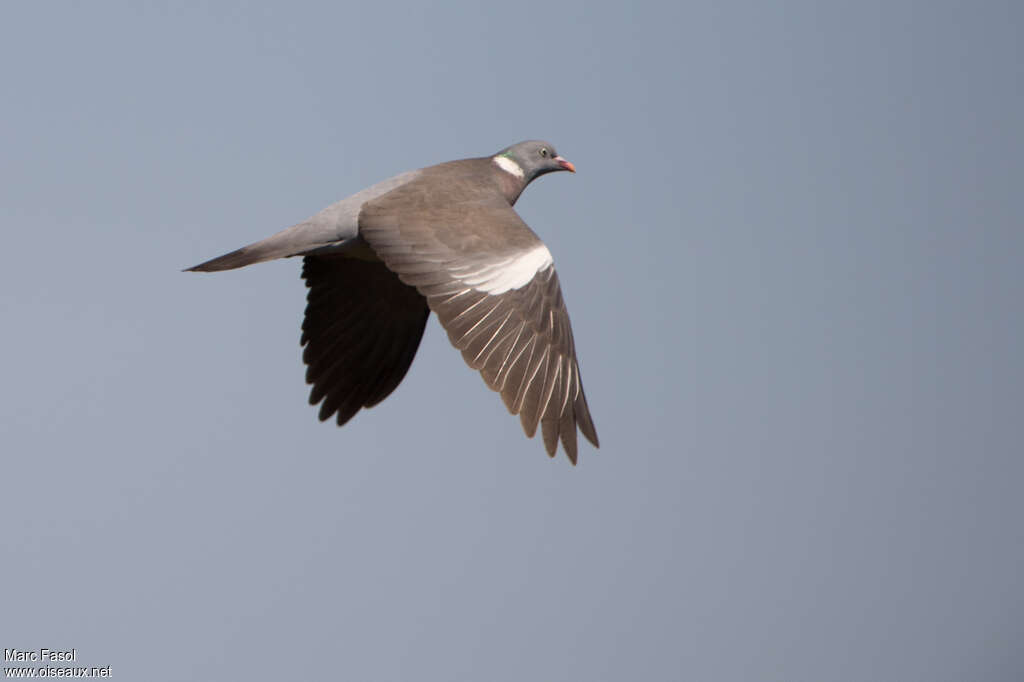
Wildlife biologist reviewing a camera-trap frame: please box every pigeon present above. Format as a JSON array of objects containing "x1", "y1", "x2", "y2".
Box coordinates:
[{"x1": 187, "y1": 140, "x2": 598, "y2": 463}]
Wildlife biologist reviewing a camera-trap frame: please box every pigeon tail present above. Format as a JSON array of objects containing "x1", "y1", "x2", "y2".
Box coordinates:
[
  {"x1": 186, "y1": 244, "x2": 275, "y2": 272},
  {"x1": 185, "y1": 169, "x2": 421, "y2": 272},
  {"x1": 186, "y1": 222, "x2": 349, "y2": 272}
]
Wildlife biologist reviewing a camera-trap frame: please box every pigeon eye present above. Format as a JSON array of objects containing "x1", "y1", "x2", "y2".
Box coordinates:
[{"x1": 540, "y1": 148, "x2": 549, "y2": 158}]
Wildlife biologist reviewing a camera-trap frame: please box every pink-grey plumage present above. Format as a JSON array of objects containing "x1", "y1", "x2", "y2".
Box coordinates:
[{"x1": 187, "y1": 141, "x2": 598, "y2": 463}]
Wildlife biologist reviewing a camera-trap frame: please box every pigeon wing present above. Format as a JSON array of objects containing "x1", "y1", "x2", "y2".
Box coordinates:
[{"x1": 358, "y1": 172, "x2": 598, "y2": 463}]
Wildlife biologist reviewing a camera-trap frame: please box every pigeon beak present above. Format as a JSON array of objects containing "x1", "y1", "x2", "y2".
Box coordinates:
[{"x1": 554, "y1": 156, "x2": 576, "y2": 173}]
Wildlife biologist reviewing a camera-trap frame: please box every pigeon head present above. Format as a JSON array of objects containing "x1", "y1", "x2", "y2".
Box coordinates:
[{"x1": 493, "y1": 140, "x2": 575, "y2": 184}]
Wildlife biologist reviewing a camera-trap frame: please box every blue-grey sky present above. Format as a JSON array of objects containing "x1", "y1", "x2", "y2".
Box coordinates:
[{"x1": 2, "y1": 2, "x2": 1022, "y2": 681}]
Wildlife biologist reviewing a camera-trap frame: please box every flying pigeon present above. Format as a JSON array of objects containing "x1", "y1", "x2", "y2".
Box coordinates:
[{"x1": 187, "y1": 140, "x2": 598, "y2": 463}]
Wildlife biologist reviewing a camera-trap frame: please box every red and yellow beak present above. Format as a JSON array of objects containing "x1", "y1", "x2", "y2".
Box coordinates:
[{"x1": 554, "y1": 156, "x2": 576, "y2": 173}]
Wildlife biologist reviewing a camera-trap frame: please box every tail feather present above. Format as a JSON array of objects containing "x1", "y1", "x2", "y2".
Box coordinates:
[
  {"x1": 185, "y1": 169, "x2": 417, "y2": 273},
  {"x1": 185, "y1": 221, "x2": 353, "y2": 272},
  {"x1": 186, "y1": 245, "x2": 274, "y2": 272}
]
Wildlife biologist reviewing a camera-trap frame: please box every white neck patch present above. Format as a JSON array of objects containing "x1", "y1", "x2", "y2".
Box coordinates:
[{"x1": 493, "y1": 155, "x2": 525, "y2": 179}]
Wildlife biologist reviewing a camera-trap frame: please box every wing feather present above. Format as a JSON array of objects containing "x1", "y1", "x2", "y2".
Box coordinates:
[
  {"x1": 358, "y1": 162, "x2": 598, "y2": 462},
  {"x1": 301, "y1": 255, "x2": 429, "y2": 426}
]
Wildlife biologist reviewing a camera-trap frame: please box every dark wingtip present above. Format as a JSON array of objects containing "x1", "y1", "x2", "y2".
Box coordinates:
[
  {"x1": 561, "y1": 432, "x2": 578, "y2": 465},
  {"x1": 575, "y1": 395, "x2": 600, "y2": 449}
]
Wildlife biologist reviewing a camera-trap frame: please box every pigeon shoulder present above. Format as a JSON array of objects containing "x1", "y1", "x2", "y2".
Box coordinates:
[{"x1": 364, "y1": 157, "x2": 510, "y2": 211}]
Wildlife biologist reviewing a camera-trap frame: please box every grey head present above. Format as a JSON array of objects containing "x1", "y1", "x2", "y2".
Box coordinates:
[{"x1": 494, "y1": 140, "x2": 576, "y2": 185}]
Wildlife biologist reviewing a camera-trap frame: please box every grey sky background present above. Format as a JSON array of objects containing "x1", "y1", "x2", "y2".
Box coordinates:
[{"x1": 2, "y1": 2, "x2": 1022, "y2": 681}]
